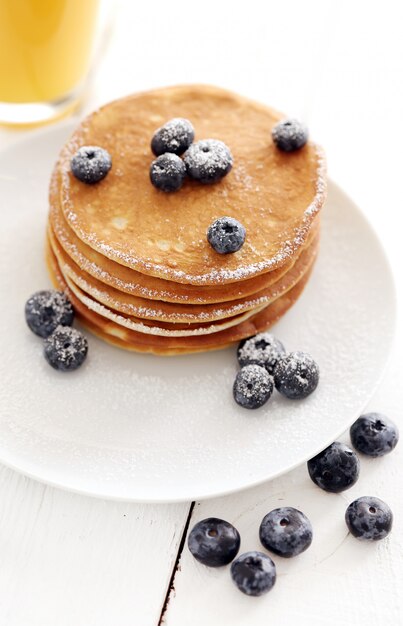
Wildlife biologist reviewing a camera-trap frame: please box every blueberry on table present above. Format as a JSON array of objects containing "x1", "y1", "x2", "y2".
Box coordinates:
[
  {"x1": 350, "y1": 412, "x2": 399, "y2": 457},
  {"x1": 150, "y1": 153, "x2": 186, "y2": 192},
  {"x1": 44, "y1": 325, "x2": 88, "y2": 372},
  {"x1": 272, "y1": 119, "x2": 308, "y2": 152},
  {"x1": 151, "y1": 118, "x2": 195, "y2": 156},
  {"x1": 345, "y1": 496, "x2": 393, "y2": 541},
  {"x1": 184, "y1": 139, "x2": 233, "y2": 184},
  {"x1": 230, "y1": 551, "x2": 276, "y2": 596},
  {"x1": 233, "y1": 364, "x2": 274, "y2": 410},
  {"x1": 187, "y1": 518, "x2": 240, "y2": 567},
  {"x1": 70, "y1": 146, "x2": 112, "y2": 184},
  {"x1": 259, "y1": 507, "x2": 313, "y2": 558},
  {"x1": 274, "y1": 351, "x2": 319, "y2": 399},
  {"x1": 307, "y1": 442, "x2": 360, "y2": 493},
  {"x1": 237, "y1": 333, "x2": 285, "y2": 374},
  {"x1": 25, "y1": 290, "x2": 74, "y2": 338},
  {"x1": 207, "y1": 216, "x2": 246, "y2": 254}
]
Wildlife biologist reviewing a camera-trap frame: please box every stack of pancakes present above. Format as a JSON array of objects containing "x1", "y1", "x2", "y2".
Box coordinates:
[{"x1": 46, "y1": 85, "x2": 326, "y2": 355}]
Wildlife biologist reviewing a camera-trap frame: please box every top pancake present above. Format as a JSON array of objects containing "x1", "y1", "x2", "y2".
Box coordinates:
[{"x1": 58, "y1": 84, "x2": 326, "y2": 285}]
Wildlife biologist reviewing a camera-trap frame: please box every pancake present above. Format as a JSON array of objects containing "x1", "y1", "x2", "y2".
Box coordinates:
[
  {"x1": 49, "y1": 171, "x2": 319, "y2": 303},
  {"x1": 46, "y1": 243, "x2": 313, "y2": 355},
  {"x1": 63, "y1": 274, "x2": 268, "y2": 337},
  {"x1": 48, "y1": 224, "x2": 319, "y2": 323},
  {"x1": 57, "y1": 84, "x2": 326, "y2": 285}
]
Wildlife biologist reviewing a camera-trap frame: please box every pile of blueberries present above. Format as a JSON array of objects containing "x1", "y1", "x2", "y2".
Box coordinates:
[
  {"x1": 188, "y1": 412, "x2": 398, "y2": 597},
  {"x1": 233, "y1": 332, "x2": 319, "y2": 409},
  {"x1": 149, "y1": 118, "x2": 233, "y2": 192},
  {"x1": 25, "y1": 290, "x2": 88, "y2": 372}
]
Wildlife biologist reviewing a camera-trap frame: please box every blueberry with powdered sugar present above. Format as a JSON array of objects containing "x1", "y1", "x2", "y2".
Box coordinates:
[
  {"x1": 272, "y1": 119, "x2": 308, "y2": 152},
  {"x1": 188, "y1": 518, "x2": 240, "y2": 567},
  {"x1": 184, "y1": 139, "x2": 233, "y2": 184},
  {"x1": 25, "y1": 290, "x2": 74, "y2": 338},
  {"x1": 150, "y1": 153, "x2": 186, "y2": 192},
  {"x1": 273, "y1": 351, "x2": 319, "y2": 399},
  {"x1": 259, "y1": 507, "x2": 313, "y2": 558},
  {"x1": 350, "y1": 412, "x2": 399, "y2": 457},
  {"x1": 231, "y1": 551, "x2": 276, "y2": 596},
  {"x1": 237, "y1": 333, "x2": 285, "y2": 374},
  {"x1": 151, "y1": 118, "x2": 194, "y2": 156},
  {"x1": 307, "y1": 442, "x2": 360, "y2": 493},
  {"x1": 233, "y1": 364, "x2": 274, "y2": 409},
  {"x1": 70, "y1": 146, "x2": 112, "y2": 184},
  {"x1": 345, "y1": 497, "x2": 393, "y2": 541},
  {"x1": 207, "y1": 216, "x2": 246, "y2": 254},
  {"x1": 44, "y1": 325, "x2": 88, "y2": 372}
]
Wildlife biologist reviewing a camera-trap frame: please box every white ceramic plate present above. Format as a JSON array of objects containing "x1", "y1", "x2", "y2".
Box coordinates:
[{"x1": 0, "y1": 123, "x2": 396, "y2": 502}]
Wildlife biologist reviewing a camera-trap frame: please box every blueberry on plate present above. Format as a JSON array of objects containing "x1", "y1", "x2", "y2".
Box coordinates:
[
  {"x1": 25, "y1": 290, "x2": 74, "y2": 338},
  {"x1": 70, "y1": 146, "x2": 112, "y2": 184},
  {"x1": 44, "y1": 325, "x2": 88, "y2": 372},
  {"x1": 274, "y1": 351, "x2": 319, "y2": 399},
  {"x1": 345, "y1": 496, "x2": 393, "y2": 541},
  {"x1": 237, "y1": 333, "x2": 285, "y2": 374},
  {"x1": 259, "y1": 507, "x2": 313, "y2": 558},
  {"x1": 187, "y1": 518, "x2": 240, "y2": 567},
  {"x1": 151, "y1": 118, "x2": 195, "y2": 156},
  {"x1": 233, "y1": 364, "x2": 274, "y2": 410},
  {"x1": 150, "y1": 153, "x2": 186, "y2": 192},
  {"x1": 207, "y1": 216, "x2": 246, "y2": 254},
  {"x1": 184, "y1": 139, "x2": 233, "y2": 184},
  {"x1": 230, "y1": 551, "x2": 276, "y2": 596},
  {"x1": 350, "y1": 412, "x2": 399, "y2": 457},
  {"x1": 272, "y1": 119, "x2": 308, "y2": 152},
  {"x1": 307, "y1": 441, "x2": 360, "y2": 493}
]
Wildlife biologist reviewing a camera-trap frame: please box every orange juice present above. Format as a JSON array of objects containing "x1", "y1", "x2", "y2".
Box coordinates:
[{"x1": 0, "y1": 0, "x2": 99, "y2": 103}]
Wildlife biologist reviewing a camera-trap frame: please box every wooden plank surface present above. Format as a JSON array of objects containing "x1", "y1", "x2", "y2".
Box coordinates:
[{"x1": 0, "y1": 470, "x2": 189, "y2": 626}]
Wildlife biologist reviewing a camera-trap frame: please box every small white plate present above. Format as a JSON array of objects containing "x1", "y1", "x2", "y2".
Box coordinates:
[{"x1": 0, "y1": 123, "x2": 396, "y2": 502}]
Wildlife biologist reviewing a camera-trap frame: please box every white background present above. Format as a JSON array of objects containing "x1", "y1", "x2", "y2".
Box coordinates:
[{"x1": 0, "y1": 0, "x2": 402, "y2": 624}]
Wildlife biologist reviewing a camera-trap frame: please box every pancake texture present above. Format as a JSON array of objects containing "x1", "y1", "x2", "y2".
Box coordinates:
[{"x1": 46, "y1": 84, "x2": 326, "y2": 354}]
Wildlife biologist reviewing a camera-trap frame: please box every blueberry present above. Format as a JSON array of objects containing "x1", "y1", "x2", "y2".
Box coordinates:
[
  {"x1": 307, "y1": 442, "x2": 360, "y2": 493},
  {"x1": 259, "y1": 507, "x2": 312, "y2": 558},
  {"x1": 149, "y1": 153, "x2": 186, "y2": 192},
  {"x1": 345, "y1": 496, "x2": 393, "y2": 541},
  {"x1": 274, "y1": 351, "x2": 319, "y2": 399},
  {"x1": 230, "y1": 551, "x2": 276, "y2": 596},
  {"x1": 207, "y1": 216, "x2": 246, "y2": 254},
  {"x1": 44, "y1": 325, "x2": 88, "y2": 372},
  {"x1": 25, "y1": 290, "x2": 74, "y2": 338},
  {"x1": 184, "y1": 139, "x2": 233, "y2": 184},
  {"x1": 350, "y1": 412, "x2": 399, "y2": 457},
  {"x1": 70, "y1": 146, "x2": 112, "y2": 184},
  {"x1": 151, "y1": 118, "x2": 195, "y2": 156},
  {"x1": 187, "y1": 518, "x2": 240, "y2": 567},
  {"x1": 272, "y1": 119, "x2": 308, "y2": 152},
  {"x1": 237, "y1": 333, "x2": 285, "y2": 374},
  {"x1": 233, "y1": 364, "x2": 274, "y2": 410}
]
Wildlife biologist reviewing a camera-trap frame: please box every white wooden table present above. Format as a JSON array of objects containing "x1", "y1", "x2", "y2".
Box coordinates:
[{"x1": 0, "y1": 1, "x2": 402, "y2": 623}]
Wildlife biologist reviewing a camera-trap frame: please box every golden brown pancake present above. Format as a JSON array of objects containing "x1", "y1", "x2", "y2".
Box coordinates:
[
  {"x1": 48, "y1": 225, "x2": 319, "y2": 323},
  {"x1": 49, "y1": 171, "x2": 319, "y2": 303},
  {"x1": 46, "y1": 243, "x2": 314, "y2": 355},
  {"x1": 57, "y1": 84, "x2": 326, "y2": 285}
]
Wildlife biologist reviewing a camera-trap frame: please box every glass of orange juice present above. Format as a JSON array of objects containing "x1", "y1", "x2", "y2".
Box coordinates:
[{"x1": 0, "y1": 0, "x2": 100, "y2": 126}]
